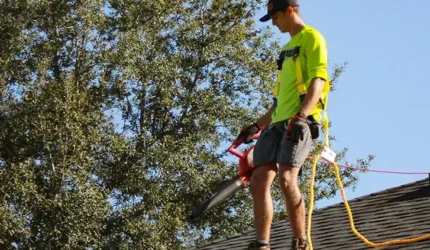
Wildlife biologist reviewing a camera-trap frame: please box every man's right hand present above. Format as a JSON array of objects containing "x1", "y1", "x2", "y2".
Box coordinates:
[{"x1": 236, "y1": 122, "x2": 261, "y2": 144}]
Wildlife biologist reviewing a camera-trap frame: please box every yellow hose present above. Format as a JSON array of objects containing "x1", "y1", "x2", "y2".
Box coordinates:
[{"x1": 306, "y1": 154, "x2": 430, "y2": 249}]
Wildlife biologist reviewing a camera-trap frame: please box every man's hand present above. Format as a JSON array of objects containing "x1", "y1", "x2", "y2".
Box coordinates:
[
  {"x1": 287, "y1": 113, "x2": 308, "y2": 143},
  {"x1": 237, "y1": 122, "x2": 260, "y2": 144}
]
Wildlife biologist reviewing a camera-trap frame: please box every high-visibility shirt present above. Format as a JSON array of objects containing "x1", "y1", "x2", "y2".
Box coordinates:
[{"x1": 272, "y1": 25, "x2": 329, "y2": 123}]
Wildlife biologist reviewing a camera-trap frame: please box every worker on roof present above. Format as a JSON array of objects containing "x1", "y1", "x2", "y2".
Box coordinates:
[{"x1": 238, "y1": 0, "x2": 330, "y2": 249}]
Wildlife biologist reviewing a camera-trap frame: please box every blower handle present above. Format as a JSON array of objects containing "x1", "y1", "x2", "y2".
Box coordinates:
[{"x1": 227, "y1": 134, "x2": 259, "y2": 159}]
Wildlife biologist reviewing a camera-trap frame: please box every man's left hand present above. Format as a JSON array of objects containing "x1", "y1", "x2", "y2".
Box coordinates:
[{"x1": 287, "y1": 113, "x2": 308, "y2": 143}]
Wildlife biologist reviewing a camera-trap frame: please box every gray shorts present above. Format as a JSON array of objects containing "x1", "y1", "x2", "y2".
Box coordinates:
[{"x1": 253, "y1": 120, "x2": 313, "y2": 170}]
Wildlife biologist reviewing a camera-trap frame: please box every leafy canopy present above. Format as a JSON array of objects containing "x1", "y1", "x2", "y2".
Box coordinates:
[{"x1": 0, "y1": 1, "x2": 373, "y2": 249}]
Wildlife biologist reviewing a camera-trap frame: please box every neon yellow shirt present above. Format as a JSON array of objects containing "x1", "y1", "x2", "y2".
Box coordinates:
[{"x1": 271, "y1": 25, "x2": 329, "y2": 123}]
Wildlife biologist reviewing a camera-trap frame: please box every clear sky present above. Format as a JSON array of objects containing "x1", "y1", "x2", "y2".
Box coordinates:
[{"x1": 254, "y1": 0, "x2": 430, "y2": 209}]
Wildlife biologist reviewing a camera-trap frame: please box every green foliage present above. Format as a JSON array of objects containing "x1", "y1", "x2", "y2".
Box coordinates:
[{"x1": 0, "y1": 0, "x2": 373, "y2": 249}]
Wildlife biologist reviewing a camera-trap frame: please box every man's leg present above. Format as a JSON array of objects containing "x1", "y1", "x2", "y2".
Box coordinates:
[
  {"x1": 250, "y1": 164, "x2": 278, "y2": 241},
  {"x1": 278, "y1": 165, "x2": 305, "y2": 238},
  {"x1": 248, "y1": 125, "x2": 283, "y2": 249},
  {"x1": 278, "y1": 122, "x2": 313, "y2": 249}
]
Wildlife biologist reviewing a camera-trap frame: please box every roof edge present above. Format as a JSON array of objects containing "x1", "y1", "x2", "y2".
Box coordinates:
[{"x1": 312, "y1": 176, "x2": 429, "y2": 214}]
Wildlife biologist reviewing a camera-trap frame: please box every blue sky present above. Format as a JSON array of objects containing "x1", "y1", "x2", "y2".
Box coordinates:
[{"x1": 254, "y1": 0, "x2": 430, "y2": 209}]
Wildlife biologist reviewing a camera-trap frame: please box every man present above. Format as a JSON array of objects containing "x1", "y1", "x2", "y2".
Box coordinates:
[{"x1": 239, "y1": 0, "x2": 329, "y2": 249}]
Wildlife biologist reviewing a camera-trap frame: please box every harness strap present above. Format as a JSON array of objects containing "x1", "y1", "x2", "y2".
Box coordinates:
[
  {"x1": 275, "y1": 46, "x2": 331, "y2": 146},
  {"x1": 293, "y1": 51, "x2": 330, "y2": 145}
]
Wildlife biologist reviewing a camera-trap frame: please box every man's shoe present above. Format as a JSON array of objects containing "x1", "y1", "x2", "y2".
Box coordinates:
[
  {"x1": 247, "y1": 240, "x2": 271, "y2": 250},
  {"x1": 291, "y1": 237, "x2": 309, "y2": 250}
]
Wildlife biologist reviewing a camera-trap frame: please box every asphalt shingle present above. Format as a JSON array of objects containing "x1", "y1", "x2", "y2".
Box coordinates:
[{"x1": 188, "y1": 177, "x2": 430, "y2": 250}]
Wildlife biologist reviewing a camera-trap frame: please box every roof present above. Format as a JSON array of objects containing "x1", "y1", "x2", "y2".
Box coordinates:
[{"x1": 189, "y1": 177, "x2": 430, "y2": 250}]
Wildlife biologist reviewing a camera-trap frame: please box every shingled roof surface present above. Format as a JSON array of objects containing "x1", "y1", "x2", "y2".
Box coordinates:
[{"x1": 189, "y1": 177, "x2": 430, "y2": 250}]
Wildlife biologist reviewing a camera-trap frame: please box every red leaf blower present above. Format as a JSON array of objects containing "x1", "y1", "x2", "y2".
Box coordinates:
[{"x1": 189, "y1": 133, "x2": 260, "y2": 221}]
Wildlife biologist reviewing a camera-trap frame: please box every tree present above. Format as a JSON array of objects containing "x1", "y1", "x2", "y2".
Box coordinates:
[{"x1": 0, "y1": 0, "x2": 373, "y2": 249}]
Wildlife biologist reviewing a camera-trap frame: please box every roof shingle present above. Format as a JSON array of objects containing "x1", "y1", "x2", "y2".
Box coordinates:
[{"x1": 188, "y1": 177, "x2": 430, "y2": 250}]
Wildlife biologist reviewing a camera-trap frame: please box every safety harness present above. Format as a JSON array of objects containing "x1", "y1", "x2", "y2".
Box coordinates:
[{"x1": 273, "y1": 43, "x2": 331, "y2": 144}]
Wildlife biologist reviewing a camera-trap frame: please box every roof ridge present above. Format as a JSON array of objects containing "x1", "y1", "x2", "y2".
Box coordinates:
[{"x1": 189, "y1": 225, "x2": 257, "y2": 249}]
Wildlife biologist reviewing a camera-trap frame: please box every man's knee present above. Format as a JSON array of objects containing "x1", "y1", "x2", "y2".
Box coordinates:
[
  {"x1": 250, "y1": 164, "x2": 277, "y2": 191},
  {"x1": 278, "y1": 166, "x2": 300, "y2": 190}
]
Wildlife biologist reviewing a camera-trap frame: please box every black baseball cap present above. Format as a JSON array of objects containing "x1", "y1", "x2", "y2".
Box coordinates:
[{"x1": 259, "y1": 0, "x2": 300, "y2": 22}]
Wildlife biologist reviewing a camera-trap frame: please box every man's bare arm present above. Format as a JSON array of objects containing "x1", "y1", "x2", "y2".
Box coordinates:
[
  {"x1": 298, "y1": 77, "x2": 325, "y2": 116},
  {"x1": 256, "y1": 100, "x2": 276, "y2": 127}
]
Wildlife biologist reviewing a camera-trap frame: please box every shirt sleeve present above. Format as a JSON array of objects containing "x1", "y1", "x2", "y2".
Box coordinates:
[{"x1": 303, "y1": 30, "x2": 328, "y2": 82}]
